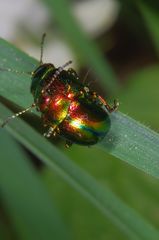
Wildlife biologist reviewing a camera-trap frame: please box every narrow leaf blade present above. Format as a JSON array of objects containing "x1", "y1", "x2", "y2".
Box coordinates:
[
  {"x1": 0, "y1": 130, "x2": 69, "y2": 240},
  {"x1": 42, "y1": 0, "x2": 118, "y2": 93},
  {"x1": 0, "y1": 104, "x2": 158, "y2": 240}
]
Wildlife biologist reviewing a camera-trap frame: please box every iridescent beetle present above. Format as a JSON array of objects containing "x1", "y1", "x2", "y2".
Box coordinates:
[{"x1": 1, "y1": 34, "x2": 119, "y2": 147}]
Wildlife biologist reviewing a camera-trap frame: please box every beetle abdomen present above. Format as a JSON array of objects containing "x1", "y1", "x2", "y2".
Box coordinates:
[
  {"x1": 61, "y1": 117, "x2": 110, "y2": 145},
  {"x1": 60, "y1": 98, "x2": 111, "y2": 145}
]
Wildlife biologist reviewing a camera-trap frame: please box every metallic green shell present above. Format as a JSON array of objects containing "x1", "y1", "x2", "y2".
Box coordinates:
[
  {"x1": 60, "y1": 96, "x2": 111, "y2": 145},
  {"x1": 31, "y1": 63, "x2": 111, "y2": 146},
  {"x1": 31, "y1": 63, "x2": 55, "y2": 102}
]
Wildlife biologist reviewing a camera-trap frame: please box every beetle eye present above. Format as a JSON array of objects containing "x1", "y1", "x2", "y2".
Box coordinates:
[
  {"x1": 33, "y1": 65, "x2": 45, "y2": 77},
  {"x1": 33, "y1": 64, "x2": 54, "y2": 78}
]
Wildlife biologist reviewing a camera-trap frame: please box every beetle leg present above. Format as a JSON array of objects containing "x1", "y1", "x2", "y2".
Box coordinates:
[
  {"x1": 1, "y1": 103, "x2": 36, "y2": 127},
  {"x1": 43, "y1": 125, "x2": 60, "y2": 138},
  {"x1": 105, "y1": 99, "x2": 119, "y2": 113},
  {"x1": 65, "y1": 140, "x2": 73, "y2": 148},
  {"x1": 43, "y1": 127, "x2": 54, "y2": 138}
]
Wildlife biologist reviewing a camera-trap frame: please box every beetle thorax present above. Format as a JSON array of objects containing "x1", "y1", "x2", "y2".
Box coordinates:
[{"x1": 30, "y1": 63, "x2": 55, "y2": 96}]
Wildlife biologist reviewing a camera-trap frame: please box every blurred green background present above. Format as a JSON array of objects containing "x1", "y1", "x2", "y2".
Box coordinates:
[{"x1": 1, "y1": 0, "x2": 159, "y2": 240}]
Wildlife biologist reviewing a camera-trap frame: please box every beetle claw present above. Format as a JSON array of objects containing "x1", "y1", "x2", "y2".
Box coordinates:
[
  {"x1": 105, "y1": 99, "x2": 119, "y2": 113},
  {"x1": 44, "y1": 127, "x2": 53, "y2": 138},
  {"x1": 65, "y1": 140, "x2": 73, "y2": 148}
]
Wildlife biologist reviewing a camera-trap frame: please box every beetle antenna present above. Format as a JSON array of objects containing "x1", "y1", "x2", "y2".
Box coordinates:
[
  {"x1": 0, "y1": 67, "x2": 32, "y2": 75},
  {"x1": 42, "y1": 60, "x2": 72, "y2": 93},
  {"x1": 40, "y1": 33, "x2": 46, "y2": 65},
  {"x1": 82, "y1": 68, "x2": 92, "y2": 85},
  {"x1": 1, "y1": 103, "x2": 36, "y2": 128}
]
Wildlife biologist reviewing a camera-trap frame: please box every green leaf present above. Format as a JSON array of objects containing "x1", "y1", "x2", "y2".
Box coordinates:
[
  {"x1": 98, "y1": 111, "x2": 159, "y2": 178},
  {"x1": 1, "y1": 38, "x2": 159, "y2": 239},
  {"x1": 1, "y1": 38, "x2": 159, "y2": 179},
  {"x1": 0, "y1": 130, "x2": 69, "y2": 240},
  {"x1": 42, "y1": 0, "x2": 118, "y2": 93},
  {"x1": 119, "y1": 65, "x2": 159, "y2": 129},
  {"x1": 0, "y1": 38, "x2": 36, "y2": 106},
  {"x1": 0, "y1": 104, "x2": 159, "y2": 240},
  {"x1": 137, "y1": 1, "x2": 159, "y2": 54}
]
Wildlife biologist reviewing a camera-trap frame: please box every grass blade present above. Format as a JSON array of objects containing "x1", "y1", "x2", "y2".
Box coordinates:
[
  {"x1": 0, "y1": 38, "x2": 159, "y2": 179},
  {"x1": 1, "y1": 35, "x2": 159, "y2": 239},
  {"x1": 98, "y1": 111, "x2": 159, "y2": 178},
  {"x1": 0, "y1": 104, "x2": 159, "y2": 240},
  {"x1": 42, "y1": 0, "x2": 118, "y2": 93},
  {"x1": 137, "y1": 1, "x2": 159, "y2": 55},
  {"x1": 0, "y1": 130, "x2": 69, "y2": 240}
]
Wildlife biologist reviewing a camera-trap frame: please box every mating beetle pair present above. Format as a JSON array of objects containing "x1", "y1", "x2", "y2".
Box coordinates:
[{"x1": 1, "y1": 34, "x2": 119, "y2": 147}]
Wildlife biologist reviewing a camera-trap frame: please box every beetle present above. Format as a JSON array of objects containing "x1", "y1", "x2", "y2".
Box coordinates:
[{"x1": 1, "y1": 34, "x2": 119, "y2": 147}]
